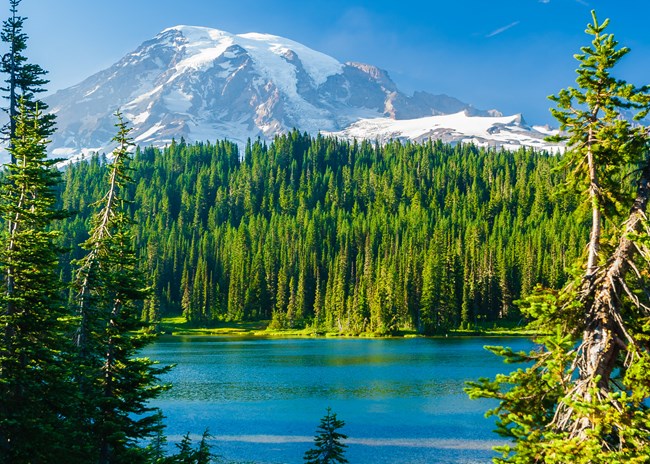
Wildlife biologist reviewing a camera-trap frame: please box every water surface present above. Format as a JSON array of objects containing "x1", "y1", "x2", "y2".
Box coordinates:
[{"x1": 143, "y1": 336, "x2": 533, "y2": 463}]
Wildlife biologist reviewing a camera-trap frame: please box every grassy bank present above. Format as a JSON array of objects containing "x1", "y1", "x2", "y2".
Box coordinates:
[{"x1": 154, "y1": 317, "x2": 538, "y2": 338}]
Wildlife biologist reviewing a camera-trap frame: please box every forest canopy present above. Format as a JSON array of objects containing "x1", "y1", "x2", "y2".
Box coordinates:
[{"x1": 58, "y1": 134, "x2": 588, "y2": 334}]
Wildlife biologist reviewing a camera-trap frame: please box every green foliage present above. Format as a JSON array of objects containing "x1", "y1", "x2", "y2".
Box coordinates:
[
  {"x1": 466, "y1": 329, "x2": 577, "y2": 462},
  {"x1": 549, "y1": 10, "x2": 650, "y2": 275},
  {"x1": 58, "y1": 134, "x2": 587, "y2": 334},
  {"x1": 0, "y1": 102, "x2": 75, "y2": 462},
  {"x1": 467, "y1": 11, "x2": 650, "y2": 463},
  {"x1": 549, "y1": 12, "x2": 650, "y2": 192},
  {"x1": 162, "y1": 430, "x2": 215, "y2": 464},
  {"x1": 71, "y1": 113, "x2": 172, "y2": 463},
  {"x1": 1, "y1": 0, "x2": 55, "y2": 143},
  {"x1": 0, "y1": 6, "x2": 202, "y2": 459},
  {"x1": 304, "y1": 408, "x2": 348, "y2": 464}
]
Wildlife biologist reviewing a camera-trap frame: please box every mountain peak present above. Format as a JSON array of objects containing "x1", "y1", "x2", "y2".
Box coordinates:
[
  {"x1": 41, "y1": 26, "x2": 560, "y2": 160},
  {"x1": 160, "y1": 24, "x2": 228, "y2": 36}
]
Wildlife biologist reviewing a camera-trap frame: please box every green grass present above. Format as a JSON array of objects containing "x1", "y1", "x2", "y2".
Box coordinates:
[
  {"x1": 155, "y1": 317, "x2": 539, "y2": 339},
  {"x1": 158, "y1": 317, "x2": 268, "y2": 336}
]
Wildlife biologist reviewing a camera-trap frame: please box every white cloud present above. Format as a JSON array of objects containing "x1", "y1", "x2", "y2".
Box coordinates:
[
  {"x1": 539, "y1": 0, "x2": 550, "y2": 3},
  {"x1": 486, "y1": 21, "x2": 521, "y2": 38}
]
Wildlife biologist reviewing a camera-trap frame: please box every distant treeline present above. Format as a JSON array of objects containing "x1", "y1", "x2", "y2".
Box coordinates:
[{"x1": 58, "y1": 132, "x2": 587, "y2": 334}]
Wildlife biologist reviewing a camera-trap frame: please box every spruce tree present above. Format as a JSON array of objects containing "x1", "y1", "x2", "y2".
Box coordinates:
[
  {"x1": 166, "y1": 430, "x2": 214, "y2": 464},
  {"x1": 548, "y1": 11, "x2": 650, "y2": 277},
  {"x1": 466, "y1": 11, "x2": 650, "y2": 463},
  {"x1": 304, "y1": 408, "x2": 348, "y2": 464},
  {"x1": 0, "y1": 101, "x2": 73, "y2": 462},
  {"x1": 72, "y1": 112, "x2": 171, "y2": 464},
  {"x1": 1, "y1": 0, "x2": 55, "y2": 149}
]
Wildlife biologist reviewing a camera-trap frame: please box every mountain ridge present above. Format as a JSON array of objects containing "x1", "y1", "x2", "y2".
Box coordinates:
[{"x1": 43, "y1": 25, "x2": 560, "y2": 159}]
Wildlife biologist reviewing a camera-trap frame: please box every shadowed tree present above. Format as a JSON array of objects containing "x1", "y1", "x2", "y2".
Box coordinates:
[
  {"x1": 0, "y1": 102, "x2": 73, "y2": 462},
  {"x1": 163, "y1": 430, "x2": 214, "y2": 464}
]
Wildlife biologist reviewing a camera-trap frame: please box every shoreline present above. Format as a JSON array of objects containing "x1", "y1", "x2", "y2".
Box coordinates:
[{"x1": 153, "y1": 317, "x2": 539, "y2": 339}]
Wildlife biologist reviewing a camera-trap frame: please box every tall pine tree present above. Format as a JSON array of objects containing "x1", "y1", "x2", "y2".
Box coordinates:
[
  {"x1": 467, "y1": 11, "x2": 650, "y2": 463},
  {"x1": 72, "y1": 112, "x2": 171, "y2": 464},
  {"x1": 1, "y1": 0, "x2": 54, "y2": 151},
  {"x1": 0, "y1": 101, "x2": 73, "y2": 463}
]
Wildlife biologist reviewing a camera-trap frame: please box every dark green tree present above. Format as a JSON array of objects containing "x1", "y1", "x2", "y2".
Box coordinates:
[
  {"x1": 147, "y1": 411, "x2": 169, "y2": 463},
  {"x1": 0, "y1": 102, "x2": 73, "y2": 462},
  {"x1": 72, "y1": 112, "x2": 171, "y2": 464},
  {"x1": 304, "y1": 408, "x2": 348, "y2": 464},
  {"x1": 164, "y1": 430, "x2": 214, "y2": 464},
  {"x1": 1, "y1": 0, "x2": 54, "y2": 151},
  {"x1": 467, "y1": 11, "x2": 650, "y2": 463}
]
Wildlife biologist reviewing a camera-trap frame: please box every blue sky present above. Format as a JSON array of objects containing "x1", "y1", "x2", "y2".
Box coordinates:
[{"x1": 18, "y1": 0, "x2": 650, "y2": 125}]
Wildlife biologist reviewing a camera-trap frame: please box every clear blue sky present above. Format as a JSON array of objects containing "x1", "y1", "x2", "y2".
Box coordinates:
[{"x1": 17, "y1": 0, "x2": 650, "y2": 125}]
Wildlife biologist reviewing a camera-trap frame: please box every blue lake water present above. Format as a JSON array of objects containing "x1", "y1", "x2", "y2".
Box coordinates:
[{"x1": 142, "y1": 336, "x2": 533, "y2": 463}]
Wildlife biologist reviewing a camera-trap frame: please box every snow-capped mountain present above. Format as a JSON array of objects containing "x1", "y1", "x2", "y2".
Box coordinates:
[
  {"x1": 45, "y1": 25, "x2": 560, "y2": 157},
  {"x1": 326, "y1": 112, "x2": 562, "y2": 153}
]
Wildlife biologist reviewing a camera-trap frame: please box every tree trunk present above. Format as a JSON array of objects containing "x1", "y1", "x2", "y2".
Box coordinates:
[
  {"x1": 553, "y1": 161, "x2": 650, "y2": 440},
  {"x1": 586, "y1": 126, "x2": 600, "y2": 277},
  {"x1": 98, "y1": 300, "x2": 122, "y2": 464}
]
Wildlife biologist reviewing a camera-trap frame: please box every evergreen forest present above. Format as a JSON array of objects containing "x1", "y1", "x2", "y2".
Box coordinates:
[{"x1": 58, "y1": 133, "x2": 588, "y2": 334}]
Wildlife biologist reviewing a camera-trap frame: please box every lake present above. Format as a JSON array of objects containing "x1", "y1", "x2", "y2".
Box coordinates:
[{"x1": 142, "y1": 336, "x2": 533, "y2": 463}]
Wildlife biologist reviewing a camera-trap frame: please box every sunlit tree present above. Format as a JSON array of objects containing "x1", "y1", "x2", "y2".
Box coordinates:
[
  {"x1": 467, "y1": 11, "x2": 650, "y2": 463},
  {"x1": 72, "y1": 113, "x2": 171, "y2": 463}
]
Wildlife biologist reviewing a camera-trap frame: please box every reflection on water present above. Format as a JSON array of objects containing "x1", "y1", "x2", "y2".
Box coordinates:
[
  {"x1": 165, "y1": 378, "x2": 461, "y2": 402},
  {"x1": 142, "y1": 336, "x2": 533, "y2": 463}
]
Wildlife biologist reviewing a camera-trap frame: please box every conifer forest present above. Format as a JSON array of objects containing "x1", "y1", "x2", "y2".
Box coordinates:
[{"x1": 58, "y1": 135, "x2": 588, "y2": 334}]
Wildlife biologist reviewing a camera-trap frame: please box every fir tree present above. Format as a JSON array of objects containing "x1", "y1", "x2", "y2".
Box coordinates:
[
  {"x1": 72, "y1": 112, "x2": 171, "y2": 464},
  {"x1": 147, "y1": 411, "x2": 169, "y2": 463},
  {"x1": 466, "y1": 11, "x2": 650, "y2": 463},
  {"x1": 304, "y1": 408, "x2": 348, "y2": 464},
  {"x1": 0, "y1": 101, "x2": 73, "y2": 462},
  {"x1": 164, "y1": 430, "x2": 214, "y2": 464},
  {"x1": 548, "y1": 11, "x2": 650, "y2": 277},
  {"x1": 1, "y1": 0, "x2": 55, "y2": 151}
]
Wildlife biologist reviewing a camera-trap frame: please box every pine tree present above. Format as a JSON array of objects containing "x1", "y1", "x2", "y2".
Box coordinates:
[
  {"x1": 304, "y1": 408, "x2": 348, "y2": 464},
  {"x1": 171, "y1": 433, "x2": 196, "y2": 463},
  {"x1": 467, "y1": 11, "x2": 650, "y2": 463},
  {"x1": 0, "y1": 101, "x2": 73, "y2": 462},
  {"x1": 195, "y1": 430, "x2": 213, "y2": 464},
  {"x1": 165, "y1": 430, "x2": 214, "y2": 464},
  {"x1": 72, "y1": 112, "x2": 171, "y2": 464},
  {"x1": 419, "y1": 247, "x2": 438, "y2": 334},
  {"x1": 548, "y1": 11, "x2": 650, "y2": 277},
  {"x1": 1, "y1": 0, "x2": 55, "y2": 151},
  {"x1": 147, "y1": 411, "x2": 169, "y2": 463}
]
